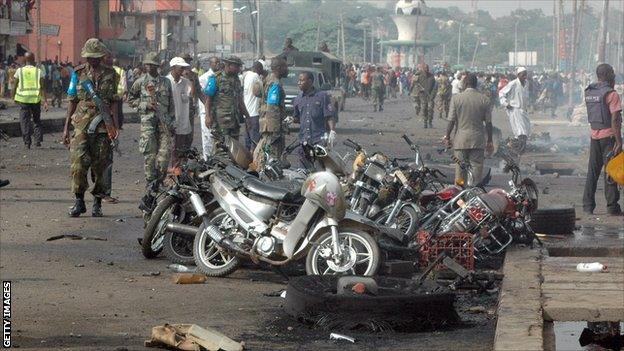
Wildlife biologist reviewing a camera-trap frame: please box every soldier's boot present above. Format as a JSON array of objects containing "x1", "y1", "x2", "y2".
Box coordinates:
[
  {"x1": 69, "y1": 197, "x2": 87, "y2": 217},
  {"x1": 373, "y1": 104, "x2": 378, "y2": 112},
  {"x1": 379, "y1": 105, "x2": 383, "y2": 112},
  {"x1": 92, "y1": 197, "x2": 103, "y2": 217}
]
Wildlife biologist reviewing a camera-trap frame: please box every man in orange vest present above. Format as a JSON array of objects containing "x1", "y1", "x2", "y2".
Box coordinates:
[{"x1": 12, "y1": 52, "x2": 48, "y2": 149}]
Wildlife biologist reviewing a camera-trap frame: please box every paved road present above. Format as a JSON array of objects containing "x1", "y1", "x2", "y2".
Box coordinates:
[{"x1": 0, "y1": 95, "x2": 620, "y2": 350}]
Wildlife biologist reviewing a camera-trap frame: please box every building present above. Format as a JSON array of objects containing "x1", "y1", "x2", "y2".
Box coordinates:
[{"x1": 0, "y1": 0, "x2": 34, "y2": 62}]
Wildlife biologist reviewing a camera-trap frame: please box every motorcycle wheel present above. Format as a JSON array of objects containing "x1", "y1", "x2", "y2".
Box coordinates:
[
  {"x1": 305, "y1": 228, "x2": 380, "y2": 276},
  {"x1": 374, "y1": 206, "x2": 420, "y2": 239},
  {"x1": 142, "y1": 195, "x2": 178, "y2": 259},
  {"x1": 163, "y1": 232, "x2": 195, "y2": 265},
  {"x1": 193, "y1": 208, "x2": 241, "y2": 277}
]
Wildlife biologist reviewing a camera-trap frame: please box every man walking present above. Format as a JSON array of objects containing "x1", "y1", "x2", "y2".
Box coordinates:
[
  {"x1": 499, "y1": 67, "x2": 531, "y2": 154},
  {"x1": 204, "y1": 56, "x2": 249, "y2": 140},
  {"x1": 253, "y1": 57, "x2": 288, "y2": 170},
  {"x1": 128, "y1": 52, "x2": 175, "y2": 211},
  {"x1": 293, "y1": 71, "x2": 336, "y2": 167},
  {"x1": 13, "y1": 52, "x2": 48, "y2": 149},
  {"x1": 411, "y1": 63, "x2": 436, "y2": 128},
  {"x1": 443, "y1": 73, "x2": 493, "y2": 185},
  {"x1": 167, "y1": 57, "x2": 193, "y2": 168},
  {"x1": 582, "y1": 63, "x2": 622, "y2": 216},
  {"x1": 62, "y1": 39, "x2": 119, "y2": 217},
  {"x1": 371, "y1": 66, "x2": 386, "y2": 112},
  {"x1": 198, "y1": 56, "x2": 220, "y2": 159},
  {"x1": 436, "y1": 71, "x2": 452, "y2": 120},
  {"x1": 241, "y1": 61, "x2": 264, "y2": 152},
  {"x1": 181, "y1": 53, "x2": 201, "y2": 141}
]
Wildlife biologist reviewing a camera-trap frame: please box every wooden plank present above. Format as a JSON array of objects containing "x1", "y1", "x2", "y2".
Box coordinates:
[
  {"x1": 494, "y1": 248, "x2": 543, "y2": 351},
  {"x1": 543, "y1": 290, "x2": 624, "y2": 322}
]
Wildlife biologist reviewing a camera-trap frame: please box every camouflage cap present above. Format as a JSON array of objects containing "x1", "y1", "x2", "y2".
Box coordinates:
[
  {"x1": 143, "y1": 52, "x2": 160, "y2": 66},
  {"x1": 80, "y1": 38, "x2": 109, "y2": 58},
  {"x1": 222, "y1": 55, "x2": 243, "y2": 66}
]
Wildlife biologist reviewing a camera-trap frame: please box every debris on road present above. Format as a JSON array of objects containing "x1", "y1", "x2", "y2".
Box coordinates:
[
  {"x1": 47, "y1": 234, "x2": 107, "y2": 241},
  {"x1": 167, "y1": 264, "x2": 196, "y2": 273},
  {"x1": 142, "y1": 271, "x2": 161, "y2": 277},
  {"x1": 262, "y1": 290, "x2": 286, "y2": 298},
  {"x1": 172, "y1": 273, "x2": 207, "y2": 284},
  {"x1": 329, "y1": 333, "x2": 355, "y2": 343},
  {"x1": 75, "y1": 264, "x2": 85, "y2": 267},
  {"x1": 145, "y1": 323, "x2": 244, "y2": 351},
  {"x1": 576, "y1": 262, "x2": 607, "y2": 272}
]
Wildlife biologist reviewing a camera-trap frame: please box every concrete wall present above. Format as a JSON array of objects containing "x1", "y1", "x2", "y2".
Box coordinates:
[{"x1": 196, "y1": 0, "x2": 233, "y2": 53}]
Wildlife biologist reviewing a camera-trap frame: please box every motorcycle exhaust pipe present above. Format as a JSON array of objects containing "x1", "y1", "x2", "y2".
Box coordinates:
[{"x1": 165, "y1": 223, "x2": 198, "y2": 236}]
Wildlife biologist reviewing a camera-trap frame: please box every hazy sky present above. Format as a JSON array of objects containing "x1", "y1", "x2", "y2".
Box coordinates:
[{"x1": 366, "y1": 0, "x2": 611, "y2": 18}]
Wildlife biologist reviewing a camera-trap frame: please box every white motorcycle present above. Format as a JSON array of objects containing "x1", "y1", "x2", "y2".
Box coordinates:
[{"x1": 183, "y1": 166, "x2": 384, "y2": 277}]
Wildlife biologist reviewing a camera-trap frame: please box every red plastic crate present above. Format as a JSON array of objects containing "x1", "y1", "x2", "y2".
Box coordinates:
[{"x1": 417, "y1": 231, "x2": 474, "y2": 271}]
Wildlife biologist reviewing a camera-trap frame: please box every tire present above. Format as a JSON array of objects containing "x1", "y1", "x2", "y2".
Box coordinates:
[
  {"x1": 163, "y1": 232, "x2": 195, "y2": 265},
  {"x1": 305, "y1": 228, "x2": 380, "y2": 276},
  {"x1": 374, "y1": 205, "x2": 420, "y2": 239},
  {"x1": 142, "y1": 195, "x2": 178, "y2": 259},
  {"x1": 530, "y1": 206, "x2": 576, "y2": 235},
  {"x1": 193, "y1": 208, "x2": 241, "y2": 277}
]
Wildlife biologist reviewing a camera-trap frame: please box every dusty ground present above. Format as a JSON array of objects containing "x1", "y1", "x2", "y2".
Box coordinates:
[{"x1": 0, "y1": 95, "x2": 621, "y2": 350}]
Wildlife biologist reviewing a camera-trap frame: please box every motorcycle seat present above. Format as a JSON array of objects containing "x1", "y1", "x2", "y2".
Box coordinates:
[{"x1": 242, "y1": 176, "x2": 302, "y2": 202}]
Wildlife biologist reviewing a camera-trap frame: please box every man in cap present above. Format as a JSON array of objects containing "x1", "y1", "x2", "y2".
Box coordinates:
[
  {"x1": 198, "y1": 56, "x2": 220, "y2": 159},
  {"x1": 128, "y1": 52, "x2": 175, "y2": 212},
  {"x1": 181, "y1": 53, "x2": 201, "y2": 142},
  {"x1": 203, "y1": 55, "x2": 249, "y2": 141},
  {"x1": 62, "y1": 38, "x2": 119, "y2": 217},
  {"x1": 371, "y1": 66, "x2": 385, "y2": 112},
  {"x1": 252, "y1": 57, "x2": 288, "y2": 170},
  {"x1": 499, "y1": 67, "x2": 531, "y2": 154},
  {"x1": 167, "y1": 57, "x2": 193, "y2": 168}
]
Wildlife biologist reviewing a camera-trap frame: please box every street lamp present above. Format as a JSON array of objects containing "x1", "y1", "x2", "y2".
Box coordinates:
[{"x1": 57, "y1": 40, "x2": 62, "y2": 63}]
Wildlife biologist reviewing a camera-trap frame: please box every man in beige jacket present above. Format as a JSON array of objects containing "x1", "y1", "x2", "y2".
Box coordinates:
[{"x1": 443, "y1": 73, "x2": 494, "y2": 185}]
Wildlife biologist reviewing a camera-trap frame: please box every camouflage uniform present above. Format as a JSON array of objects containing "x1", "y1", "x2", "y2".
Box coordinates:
[
  {"x1": 409, "y1": 72, "x2": 423, "y2": 116},
  {"x1": 253, "y1": 72, "x2": 285, "y2": 170},
  {"x1": 68, "y1": 41, "x2": 119, "y2": 201},
  {"x1": 128, "y1": 53, "x2": 175, "y2": 188},
  {"x1": 211, "y1": 70, "x2": 244, "y2": 139},
  {"x1": 435, "y1": 76, "x2": 451, "y2": 120},
  {"x1": 371, "y1": 71, "x2": 385, "y2": 111},
  {"x1": 411, "y1": 71, "x2": 436, "y2": 128}
]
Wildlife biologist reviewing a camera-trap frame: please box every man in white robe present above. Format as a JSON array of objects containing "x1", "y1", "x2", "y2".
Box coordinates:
[
  {"x1": 198, "y1": 57, "x2": 220, "y2": 160},
  {"x1": 499, "y1": 67, "x2": 531, "y2": 153}
]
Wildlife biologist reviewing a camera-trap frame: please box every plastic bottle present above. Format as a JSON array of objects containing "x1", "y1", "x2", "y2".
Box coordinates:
[{"x1": 576, "y1": 262, "x2": 608, "y2": 272}]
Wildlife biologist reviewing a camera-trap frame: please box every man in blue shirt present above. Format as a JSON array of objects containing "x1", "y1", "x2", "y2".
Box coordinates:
[{"x1": 293, "y1": 71, "x2": 336, "y2": 167}]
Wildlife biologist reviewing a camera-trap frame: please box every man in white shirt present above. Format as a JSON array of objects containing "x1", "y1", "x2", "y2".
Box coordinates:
[
  {"x1": 166, "y1": 57, "x2": 192, "y2": 167},
  {"x1": 198, "y1": 56, "x2": 220, "y2": 159},
  {"x1": 499, "y1": 67, "x2": 531, "y2": 154},
  {"x1": 241, "y1": 61, "x2": 264, "y2": 152},
  {"x1": 451, "y1": 71, "x2": 464, "y2": 95}
]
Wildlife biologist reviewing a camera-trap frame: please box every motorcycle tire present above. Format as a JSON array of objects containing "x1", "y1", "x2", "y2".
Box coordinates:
[
  {"x1": 163, "y1": 232, "x2": 195, "y2": 265},
  {"x1": 530, "y1": 206, "x2": 576, "y2": 235},
  {"x1": 305, "y1": 228, "x2": 380, "y2": 276},
  {"x1": 141, "y1": 195, "x2": 178, "y2": 259},
  {"x1": 193, "y1": 208, "x2": 241, "y2": 277},
  {"x1": 374, "y1": 206, "x2": 420, "y2": 239}
]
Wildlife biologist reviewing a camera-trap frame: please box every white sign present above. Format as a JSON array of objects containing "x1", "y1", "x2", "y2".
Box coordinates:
[
  {"x1": 508, "y1": 51, "x2": 537, "y2": 66},
  {"x1": 215, "y1": 44, "x2": 231, "y2": 53},
  {"x1": 40, "y1": 24, "x2": 60, "y2": 36}
]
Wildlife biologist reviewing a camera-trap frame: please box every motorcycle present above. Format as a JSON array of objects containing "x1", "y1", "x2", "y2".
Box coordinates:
[
  {"x1": 418, "y1": 153, "x2": 539, "y2": 259},
  {"x1": 184, "y1": 167, "x2": 384, "y2": 277}
]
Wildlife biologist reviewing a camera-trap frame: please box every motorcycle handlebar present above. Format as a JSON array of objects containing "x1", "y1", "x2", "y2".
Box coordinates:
[
  {"x1": 343, "y1": 138, "x2": 362, "y2": 151},
  {"x1": 402, "y1": 134, "x2": 414, "y2": 147}
]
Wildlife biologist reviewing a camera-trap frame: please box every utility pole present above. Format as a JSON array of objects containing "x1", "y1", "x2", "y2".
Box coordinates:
[
  {"x1": 370, "y1": 25, "x2": 374, "y2": 63},
  {"x1": 36, "y1": 0, "x2": 41, "y2": 62},
  {"x1": 470, "y1": 35, "x2": 479, "y2": 68},
  {"x1": 219, "y1": 0, "x2": 225, "y2": 58},
  {"x1": 556, "y1": 0, "x2": 562, "y2": 70},
  {"x1": 315, "y1": 12, "x2": 321, "y2": 50},
  {"x1": 178, "y1": 0, "x2": 184, "y2": 54},
  {"x1": 256, "y1": 0, "x2": 261, "y2": 58},
  {"x1": 552, "y1": 0, "x2": 556, "y2": 69},
  {"x1": 597, "y1": 0, "x2": 609, "y2": 62},
  {"x1": 193, "y1": 0, "x2": 197, "y2": 61},
  {"x1": 456, "y1": 20, "x2": 462, "y2": 65},
  {"x1": 336, "y1": 19, "x2": 340, "y2": 55},
  {"x1": 93, "y1": 0, "x2": 99, "y2": 38},
  {"x1": 514, "y1": 20, "x2": 518, "y2": 66},
  {"x1": 363, "y1": 26, "x2": 366, "y2": 62},
  {"x1": 340, "y1": 14, "x2": 346, "y2": 62}
]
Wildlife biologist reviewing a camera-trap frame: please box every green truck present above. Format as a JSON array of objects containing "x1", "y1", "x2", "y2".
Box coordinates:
[{"x1": 278, "y1": 51, "x2": 346, "y2": 121}]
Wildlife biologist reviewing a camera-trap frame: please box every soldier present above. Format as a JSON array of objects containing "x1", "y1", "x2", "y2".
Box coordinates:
[
  {"x1": 253, "y1": 57, "x2": 288, "y2": 170},
  {"x1": 435, "y1": 72, "x2": 451, "y2": 120},
  {"x1": 204, "y1": 55, "x2": 249, "y2": 140},
  {"x1": 128, "y1": 52, "x2": 175, "y2": 211},
  {"x1": 62, "y1": 38, "x2": 119, "y2": 217},
  {"x1": 411, "y1": 63, "x2": 436, "y2": 128},
  {"x1": 371, "y1": 66, "x2": 386, "y2": 112}
]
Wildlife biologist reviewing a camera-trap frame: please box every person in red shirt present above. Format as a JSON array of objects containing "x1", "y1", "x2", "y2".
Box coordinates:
[{"x1": 582, "y1": 63, "x2": 622, "y2": 216}]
